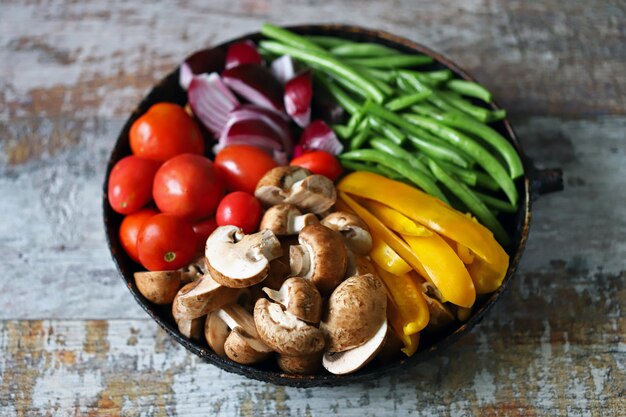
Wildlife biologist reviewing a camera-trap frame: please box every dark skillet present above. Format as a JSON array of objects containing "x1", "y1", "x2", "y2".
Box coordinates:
[{"x1": 103, "y1": 24, "x2": 563, "y2": 387}]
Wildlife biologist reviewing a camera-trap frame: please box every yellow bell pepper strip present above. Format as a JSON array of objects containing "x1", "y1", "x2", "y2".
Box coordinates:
[
  {"x1": 466, "y1": 256, "x2": 506, "y2": 294},
  {"x1": 370, "y1": 235, "x2": 412, "y2": 275},
  {"x1": 456, "y1": 241, "x2": 475, "y2": 264},
  {"x1": 338, "y1": 171, "x2": 508, "y2": 277},
  {"x1": 386, "y1": 298, "x2": 420, "y2": 357},
  {"x1": 338, "y1": 192, "x2": 429, "y2": 279},
  {"x1": 400, "y1": 232, "x2": 476, "y2": 308},
  {"x1": 361, "y1": 199, "x2": 432, "y2": 237},
  {"x1": 375, "y1": 265, "x2": 430, "y2": 335}
]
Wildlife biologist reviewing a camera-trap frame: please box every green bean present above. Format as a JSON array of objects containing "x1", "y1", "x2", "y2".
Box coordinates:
[
  {"x1": 396, "y1": 70, "x2": 432, "y2": 93},
  {"x1": 438, "y1": 91, "x2": 491, "y2": 122},
  {"x1": 427, "y1": 158, "x2": 510, "y2": 245},
  {"x1": 426, "y1": 94, "x2": 467, "y2": 117},
  {"x1": 346, "y1": 55, "x2": 433, "y2": 69},
  {"x1": 315, "y1": 75, "x2": 359, "y2": 114},
  {"x1": 260, "y1": 41, "x2": 385, "y2": 103},
  {"x1": 332, "y1": 124, "x2": 351, "y2": 140},
  {"x1": 350, "y1": 66, "x2": 394, "y2": 96},
  {"x1": 350, "y1": 119, "x2": 371, "y2": 150},
  {"x1": 358, "y1": 66, "x2": 396, "y2": 83},
  {"x1": 473, "y1": 191, "x2": 517, "y2": 213},
  {"x1": 369, "y1": 138, "x2": 435, "y2": 180},
  {"x1": 368, "y1": 116, "x2": 405, "y2": 145},
  {"x1": 385, "y1": 91, "x2": 432, "y2": 111},
  {"x1": 340, "y1": 160, "x2": 387, "y2": 176},
  {"x1": 422, "y1": 70, "x2": 453, "y2": 83},
  {"x1": 407, "y1": 134, "x2": 471, "y2": 168},
  {"x1": 487, "y1": 109, "x2": 506, "y2": 122},
  {"x1": 430, "y1": 112, "x2": 524, "y2": 179},
  {"x1": 261, "y1": 24, "x2": 326, "y2": 53},
  {"x1": 330, "y1": 43, "x2": 400, "y2": 57},
  {"x1": 305, "y1": 35, "x2": 351, "y2": 49},
  {"x1": 346, "y1": 111, "x2": 364, "y2": 134},
  {"x1": 446, "y1": 79, "x2": 492, "y2": 103},
  {"x1": 475, "y1": 171, "x2": 500, "y2": 191},
  {"x1": 401, "y1": 113, "x2": 518, "y2": 205},
  {"x1": 433, "y1": 160, "x2": 478, "y2": 186},
  {"x1": 340, "y1": 150, "x2": 448, "y2": 202},
  {"x1": 376, "y1": 164, "x2": 405, "y2": 179}
]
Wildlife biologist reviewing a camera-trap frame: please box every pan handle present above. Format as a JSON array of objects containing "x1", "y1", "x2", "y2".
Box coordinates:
[{"x1": 528, "y1": 162, "x2": 564, "y2": 202}]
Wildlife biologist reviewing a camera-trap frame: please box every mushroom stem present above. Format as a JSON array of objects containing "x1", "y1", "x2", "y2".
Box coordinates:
[{"x1": 289, "y1": 245, "x2": 311, "y2": 278}]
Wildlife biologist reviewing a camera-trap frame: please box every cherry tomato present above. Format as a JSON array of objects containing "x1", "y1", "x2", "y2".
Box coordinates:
[
  {"x1": 130, "y1": 102, "x2": 205, "y2": 161},
  {"x1": 214, "y1": 145, "x2": 277, "y2": 194},
  {"x1": 193, "y1": 218, "x2": 218, "y2": 251},
  {"x1": 119, "y1": 208, "x2": 159, "y2": 263},
  {"x1": 137, "y1": 213, "x2": 196, "y2": 271},
  {"x1": 153, "y1": 154, "x2": 224, "y2": 220},
  {"x1": 216, "y1": 192, "x2": 262, "y2": 234},
  {"x1": 108, "y1": 156, "x2": 161, "y2": 214},
  {"x1": 290, "y1": 150, "x2": 342, "y2": 181}
]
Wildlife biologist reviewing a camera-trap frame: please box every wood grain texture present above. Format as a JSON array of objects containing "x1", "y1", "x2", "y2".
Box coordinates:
[{"x1": 0, "y1": 0, "x2": 625, "y2": 415}]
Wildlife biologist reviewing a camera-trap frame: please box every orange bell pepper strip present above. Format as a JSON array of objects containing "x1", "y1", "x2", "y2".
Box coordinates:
[
  {"x1": 338, "y1": 172, "x2": 508, "y2": 281},
  {"x1": 370, "y1": 235, "x2": 412, "y2": 275},
  {"x1": 361, "y1": 199, "x2": 432, "y2": 237}
]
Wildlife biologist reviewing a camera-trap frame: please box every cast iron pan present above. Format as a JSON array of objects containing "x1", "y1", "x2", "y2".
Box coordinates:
[{"x1": 103, "y1": 24, "x2": 564, "y2": 387}]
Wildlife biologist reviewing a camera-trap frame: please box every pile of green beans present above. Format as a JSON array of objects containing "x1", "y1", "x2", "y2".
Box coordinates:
[{"x1": 260, "y1": 24, "x2": 524, "y2": 245}]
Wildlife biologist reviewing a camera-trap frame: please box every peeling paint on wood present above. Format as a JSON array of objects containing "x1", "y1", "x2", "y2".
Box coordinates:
[{"x1": 0, "y1": 0, "x2": 625, "y2": 415}]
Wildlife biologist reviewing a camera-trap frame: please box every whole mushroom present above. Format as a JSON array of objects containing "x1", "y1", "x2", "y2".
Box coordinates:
[
  {"x1": 323, "y1": 320, "x2": 388, "y2": 375},
  {"x1": 262, "y1": 277, "x2": 323, "y2": 324},
  {"x1": 259, "y1": 204, "x2": 319, "y2": 236},
  {"x1": 134, "y1": 270, "x2": 182, "y2": 305},
  {"x1": 277, "y1": 352, "x2": 323, "y2": 374}
]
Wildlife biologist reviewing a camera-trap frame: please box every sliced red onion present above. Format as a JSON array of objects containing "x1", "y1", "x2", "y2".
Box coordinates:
[
  {"x1": 298, "y1": 120, "x2": 344, "y2": 155},
  {"x1": 188, "y1": 73, "x2": 239, "y2": 136},
  {"x1": 225, "y1": 40, "x2": 263, "y2": 70},
  {"x1": 271, "y1": 55, "x2": 296, "y2": 84},
  {"x1": 213, "y1": 117, "x2": 286, "y2": 162},
  {"x1": 229, "y1": 104, "x2": 292, "y2": 155},
  {"x1": 222, "y1": 64, "x2": 284, "y2": 112},
  {"x1": 179, "y1": 47, "x2": 226, "y2": 90},
  {"x1": 292, "y1": 144, "x2": 305, "y2": 159},
  {"x1": 284, "y1": 70, "x2": 313, "y2": 128}
]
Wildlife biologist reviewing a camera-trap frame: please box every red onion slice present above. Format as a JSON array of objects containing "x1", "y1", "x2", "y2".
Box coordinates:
[
  {"x1": 222, "y1": 64, "x2": 284, "y2": 112},
  {"x1": 188, "y1": 73, "x2": 239, "y2": 136},
  {"x1": 229, "y1": 104, "x2": 293, "y2": 155},
  {"x1": 271, "y1": 55, "x2": 296, "y2": 84},
  {"x1": 214, "y1": 117, "x2": 288, "y2": 165},
  {"x1": 284, "y1": 70, "x2": 313, "y2": 128},
  {"x1": 225, "y1": 40, "x2": 263, "y2": 70},
  {"x1": 180, "y1": 47, "x2": 227, "y2": 90},
  {"x1": 298, "y1": 120, "x2": 344, "y2": 155}
]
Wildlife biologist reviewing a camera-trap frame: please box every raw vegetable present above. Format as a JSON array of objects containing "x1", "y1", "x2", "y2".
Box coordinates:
[
  {"x1": 297, "y1": 120, "x2": 343, "y2": 155},
  {"x1": 187, "y1": 73, "x2": 240, "y2": 135},
  {"x1": 216, "y1": 191, "x2": 262, "y2": 234},
  {"x1": 214, "y1": 145, "x2": 278, "y2": 194},
  {"x1": 137, "y1": 214, "x2": 197, "y2": 271},
  {"x1": 119, "y1": 208, "x2": 159, "y2": 263},
  {"x1": 222, "y1": 64, "x2": 284, "y2": 111},
  {"x1": 284, "y1": 70, "x2": 313, "y2": 127},
  {"x1": 290, "y1": 151, "x2": 342, "y2": 181},
  {"x1": 192, "y1": 218, "x2": 218, "y2": 252},
  {"x1": 225, "y1": 40, "x2": 263, "y2": 70},
  {"x1": 108, "y1": 156, "x2": 161, "y2": 215}
]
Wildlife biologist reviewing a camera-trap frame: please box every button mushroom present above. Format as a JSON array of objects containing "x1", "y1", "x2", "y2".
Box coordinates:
[
  {"x1": 172, "y1": 273, "x2": 241, "y2": 320},
  {"x1": 262, "y1": 277, "x2": 323, "y2": 324},
  {"x1": 344, "y1": 252, "x2": 377, "y2": 278},
  {"x1": 205, "y1": 226, "x2": 282, "y2": 288},
  {"x1": 322, "y1": 320, "x2": 388, "y2": 375},
  {"x1": 215, "y1": 304, "x2": 273, "y2": 365},
  {"x1": 172, "y1": 282, "x2": 206, "y2": 341},
  {"x1": 289, "y1": 224, "x2": 348, "y2": 295},
  {"x1": 321, "y1": 211, "x2": 372, "y2": 256},
  {"x1": 259, "y1": 204, "x2": 319, "y2": 236},
  {"x1": 205, "y1": 312, "x2": 229, "y2": 357},
  {"x1": 277, "y1": 352, "x2": 323, "y2": 375},
  {"x1": 253, "y1": 298, "x2": 325, "y2": 356},
  {"x1": 321, "y1": 274, "x2": 387, "y2": 352},
  {"x1": 255, "y1": 166, "x2": 336, "y2": 214},
  {"x1": 134, "y1": 270, "x2": 182, "y2": 305},
  {"x1": 179, "y1": 256, "x2": 209, "y2": 283},
  {"x1": 421, "y1": 281, "x2": 455, "y2": 330}
]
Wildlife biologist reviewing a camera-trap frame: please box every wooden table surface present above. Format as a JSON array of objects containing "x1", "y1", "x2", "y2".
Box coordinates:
[{"x1": 1, "y1": 1, "x2": 624, "y2": 416}]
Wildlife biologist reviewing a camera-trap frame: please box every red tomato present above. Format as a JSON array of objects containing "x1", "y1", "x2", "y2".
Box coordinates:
[
  {"x1": 137, "y1": 213, "x2": 196, "y2": 271},
  {"x1": 193, "y1": 218, "x2": 218, "y2": 251},
  {"x1": 290, "y1": 151, "x2": 342, "y2": 181},
  {"x1": 119, "y1": 208, "x2": 159, "y2": 263},
  {"x1": 108, "y1": 156, "x2": 161, "y2": 214},
  {"x1": 214, "y1": 145, "x2": 277, "y2": 194},
  {"x1": 153, "y1": 154, "x2": 224, "y2": 220},
  {"x1": 130, "y1": 102, "x2": 205, "y2": 161},
  {"x1": 216, "y1": 192, "x2": 262, "y2": 234}
]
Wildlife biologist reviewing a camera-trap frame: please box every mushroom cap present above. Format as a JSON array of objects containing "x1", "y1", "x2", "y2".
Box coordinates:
[
  {"x1": 290, "y1": 224, "x2": 348, "y2": 295},
  {"x1": 259, "y1": 204, "x2": 319, "y2": 236},
  {"x1": 205, "y1": 226, "x2": 282, "y2": 288},
  {"x1": 253, "y1": 298, "x2": 325, "y2": 356},
  {"x1": 134, "y1": 270, "x2": 182, "y2": 305},
  {"x1": 285, "y1": 175, "x2": 337, "y2": 214},
  {"x1": 277, "y1": 352, "x2": 323, "y2": 375},
  {"x1": 262, "y1": 277, "x2": 323, "y2": 324},
  {"x1": 321, "y1": 211, "x2": 372, "y2": 255},
  {"x1": 322, "y1": 320, "x2": 388, "y2": 375},
  {"x1": 172, "y1": 273, "x2": 241, "y2": 320},
  {"x1": 322, "y1": 274, "x2": 387, "y2": 352},
  {"x1": 263, "y1": 258, "x2": 291, "y2": 290},
  {"x1": 224, "y1": 327, "x2": 272, "y2": 365},
  {"x1": 205, "y1": 312, "x2": 229, "y2": 357},
  {"x1": 255, "y1": 166, "x2": 311, "y2": 206},
  {"x1": 175, "y1": 316, "x2": 205, "y2": 341},
  {"x1": 344, "y1": 252, "x2": 377, "y2": 278}
]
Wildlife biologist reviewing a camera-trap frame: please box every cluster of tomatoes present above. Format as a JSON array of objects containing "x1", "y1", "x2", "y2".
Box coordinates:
[{"x1": 108, "y1": 102, "x2": 342, "y2": 272}]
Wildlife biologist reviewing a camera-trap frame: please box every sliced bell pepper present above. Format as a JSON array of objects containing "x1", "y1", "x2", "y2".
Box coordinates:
[
  {"x1": 361, "y1": 199, "x2": 432, "y2": 237},
  {"x1": 385, "y1": 295, "x2": 420, "y2": 357},
  {"x1": 466, "y1": 256, "x2": 506, "y2": 294},
  {"x1": 338, "y1": 172, "x2": 508, "y2": 279},
  {"x1": 370, "y1": 235, "x2": 412, "y2": 275}
]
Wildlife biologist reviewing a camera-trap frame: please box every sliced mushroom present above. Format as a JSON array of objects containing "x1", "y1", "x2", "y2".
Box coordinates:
[
  {"x1": 323, "y1": 320, "x2": 388, "y2": 375},
  {"x1": 217, "y1": 304, "x2": 273, "y2": 365},
  {"x1": 259, "y1": 204, "x2": 319, "y2": 236},
  {"x1": 321, "y1": 211, "x2": 372, "y2": 255},
  {"x1": 254, "y1": 298, "x2": 325, "y2": 356},
  {"x1": 255, "y1": 166, "x2": 336, "y2": 214},
  {"x1": 321, "y1": 274, "x2": 387, "y2": 352},
  {"x1": 205, "y1": 226, "x2": 282, "y2": 288},
  {"x1": 263, "y1": 258, "x2": 291, "y2": 290},
  {"x1": 262, "y1": 277, "x2": 323, "y2": 324},
  {"x1": 421, "y1": 281, "x2": 455, "y2": 331},
  {"x1": 289, "y1": 224, "x2": 347, "y2": 295},
  {"x1": 277, "y1": 352, "x2": 323, "y2": 375},
  {"x1": 134, "y1": 270, "x2": 182, "y2": 305},
  {"x1": 173, "y1": 273, "x2": 241, "y2": 320},
  {"x1": 344, "y1": 252, "x2": 377, "y2": 278},
  {"x1": 179, "y1": 256, "x2": 208, "y2": 283},
  {"x1": 171, "y1": 282, "x2": 207, "y2": 341},
  {"x1": 205, "y1": 312, "x2": 229, "y2": 357}
]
